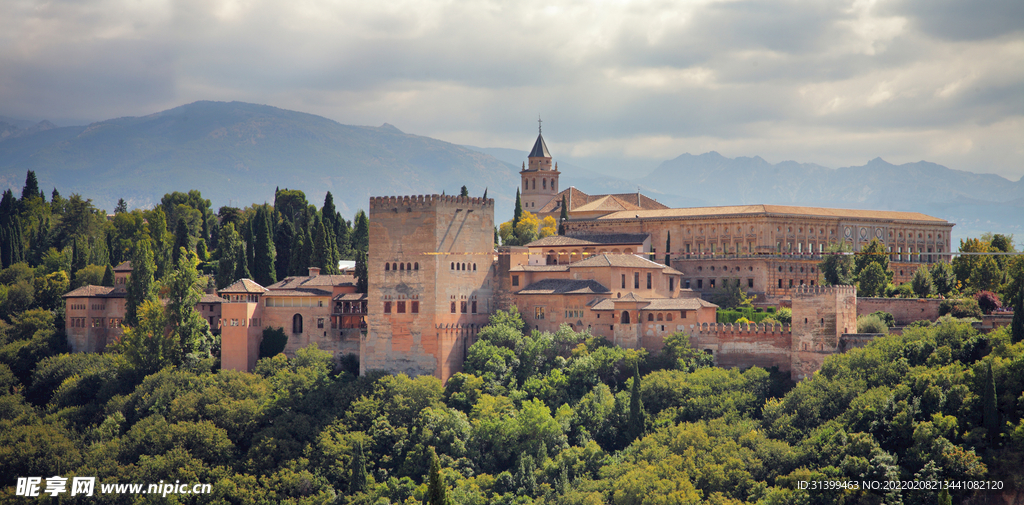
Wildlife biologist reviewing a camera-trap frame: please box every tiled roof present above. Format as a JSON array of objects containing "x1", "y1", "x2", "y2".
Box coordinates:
[
  {"x1": 264, "y1": 288, "x2": 334, "y2": 297},
  {"x1": 596, "y1": 204, "x2": 947, "y2": 223},
  {"x1": 517, "y1": 279, "x2": 610, "y2": 295},
  {"x1": 63, "y1": 285, "x2": 119, "y2": 298},
  {"x1": 590, "y1": 296, "x2": 718, "y2": 311},
  {"x1": 267, "y1": 274, "x2": 356, "y2": 290},
  {"x1": 220, "y1": 279, "x2": 267, "y2": 294},
  {"x1": 528, "y1": 133, "x2": 551, "y2": 158},
  {"x1": 334, "y1": 293, "x2": 368, "y2": 301},
  {"x1": 526, "y1": 233, "x2": 649, "y2": 248},
  {"x1": 509, "y1": 265, "x2": 570, "y2": 272},
  {"x1": 536, "y1": 187, "x2": 667, "y2": 215},
  {"x1": 573, "y1": 195, "x2": 642, "y2": 213},
  {"x1": 199, "y1": 293, "x2": 227, "y2": 303},
  {"x1": 570, "y1": 253, "x2": 667, "y2": 269},
  {"x1": 113, "y1": 261, "x2": 132, "y2": 272}
]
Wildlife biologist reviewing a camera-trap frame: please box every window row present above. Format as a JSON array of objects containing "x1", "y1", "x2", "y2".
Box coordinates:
[
  {"x1": 385, "y1": 262, "x2": 419, "y2": 271},
  {"x1": 451, "y1": 301, "x2": 479, "y2": 314},
  {"x1": 69, "y1": 317, "x2": 122, "y2": 328},
  {"x1": 524, "y1": 178, "x2": 556, "y2": 191},
  {"x1": 451, "y1": 262, "x2": 477, "y2": 271},
  {"x1": 645, "y1": 312, "x2": 676, "y2": 322},
  {"x1": 384, "y1": 301, "x2": 420, "y2": 314}
]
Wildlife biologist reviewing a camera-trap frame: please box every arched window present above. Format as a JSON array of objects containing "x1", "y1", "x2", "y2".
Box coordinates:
[
  {"x1": 292, "y1": 314, "x2": 303, "y2": 333},
  {"x1": 543, "y1": 179, "x2": 547, "y2": 189},
  {"x1": 532, "y1": 179, "x2": 536, "y2": 190},
  {"x1": 414, "y1": 263, "x2": 419, "y2": 270},
  {"x1": 666, "y1": 313, "x2": 673, "y2": 321},
  {"x1": 407, "y1": 263, "x2": 411, "y2": 271},
  {"x1": 657, "y1": 313, "x2": 664, "y2": 321},
  {"x1": 399, "y1": 263, "x2": 405, "y2": 271},
  {"x1": 451, "y1": 262, "x2": 455, "y2": 270},
  {"x1": 621, "y1": 311, "x2": 631, "y2": 324},
  {"x1": 392, "y1": 263, "x2": 398, "y2": 271},
  {"x1": 647, "y1": 313, "x2": 653, "y2": 321},
  {"x1": 385, "y1": 263, "x2": 390, "y2": 271},
  {"x1": 473, "y1": 263, "x2": 477, "y2": 271}
]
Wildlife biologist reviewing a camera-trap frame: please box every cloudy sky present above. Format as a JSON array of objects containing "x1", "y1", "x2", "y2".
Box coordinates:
[{"x1": 2, "y1": 0, "x2": 1022, "y2": 179}]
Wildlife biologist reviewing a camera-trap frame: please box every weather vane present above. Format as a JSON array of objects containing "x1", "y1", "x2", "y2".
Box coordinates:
[{"x1": 538, "y1": 116, "x2": 542, "y2": 134}]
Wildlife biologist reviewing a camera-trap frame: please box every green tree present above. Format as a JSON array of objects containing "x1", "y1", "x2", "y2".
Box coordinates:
[
  {"x1": 352, "y1": 210, "x2": 369, "y2": 254},
  {"x1": 166, "y1": 249, "x2": 215, "y2": 364},
  {"x1": 124, "y1": 240, "x2": 156, "y2": 327},
  {"x1": 820, "y1": 242, "x2": 855, "y2": 285},
  {"x1": 145, "y1": 207, "x2": 171, "y2": 280},
  {"x1": 513, "y1": 188, "x2": 523, "y2": 231},
  {"x1": 274, "y1": 218, "x2": 294, "y2": 280},
  {"x1": 970, "y1": 256, "x2": 1002, "y2": 292},
  {"x1": 859, "y1": 262, "x2": 887, "y2": 298},
  {"x1": 216, "y1": 223, "x2": 241, "y2": 289},
  {"x1": 100, "y1": 264, "x2": 114, "y2": 287},
  {"x1": 34, "y1": 270, "x2": 69, "y2": 310},
  {"x1": 1012, "y1": 283, "x2": 1024, "y2": 343},
  {"x1": 354, "y1": 250, "x2": 368, "y2": 293},
  {"x1": 558, "y1": 194, "x2": 568, "y2": 235},
  {"x1": 311, "y1": 218, "x2": 333, "y2": 274},
  {"x1": 856, "y1": 238, "x2": 892, "y2": 283},
  {"x1": 348, "y1": 441, "x2": 371, "y2": 494},
  {"x1": 113, "y1": 300, "x2": 172, "y2": 374},
  {"x1": 911, "y1": 265, "x2": 935, "y2": 297},
  {"x1": 20, "y1": 170, "x2": 40, "y2": 203},
  {"x1": 252, "y1": 206, "x2": 276, "y2": 286},
  {"x1": 983, "y1": 359, "x2": 999, "y2": 445},
  {"x1": 423, "y1": 446, "x2": 450, "y2": 505},
  {"x1": 953, "y1": 238, "x2": 988, "y2": 287},
  {"x1": 930, "y1": 261, "x2": 956, "y2": 296},
  {"x1": 626, "y1": 366, "x2": 647, "y2": 442},
  {"x1": 173, "y1": 217, "x2": 191, "y2": 264},
  {"x1": 259, "y1": 327, "x2": 287, "y2": 358},
  {"x1": 234, "y1": 244, "x2": 250, "y2": 281},
  {"x1": 460, "y1": 185, "x2": 469, "y2": 197},
  {"x1": 115, "y1": 198, "x2": 128, "y2": 214}
]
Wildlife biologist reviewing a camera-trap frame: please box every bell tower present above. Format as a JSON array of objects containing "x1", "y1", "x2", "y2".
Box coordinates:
[{"x1": 520, "y1": 117, "x2": 560, "y2": 212}]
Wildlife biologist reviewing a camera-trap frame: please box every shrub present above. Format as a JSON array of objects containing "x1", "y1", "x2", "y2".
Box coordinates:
[
  {"x1": 939, "y1": 298, "x2": 983, "y2": 319},
  {"x1": 868, "y1": 311, "x2": 895, "y2": 328},
  {"x1": 856, "y1": 315, "x2": 888, "y2": 334},
  {"x1": 775, "y1": 307, "x2": 792, "y2": 325},
  {"x1": 974, "y1": 290, "x2": 1001, "y2": 315}
]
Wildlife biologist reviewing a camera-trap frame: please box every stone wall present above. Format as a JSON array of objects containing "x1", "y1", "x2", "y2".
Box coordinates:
[
  {"x1": 791, "y1": 285, "x2": 857, "y2": 380},
  {"x1": 691, "y1": 322, "x2": 793, "y2": 372},
  {"x1": 857, "y1": 297, "x2": 941, "y2": 325}
]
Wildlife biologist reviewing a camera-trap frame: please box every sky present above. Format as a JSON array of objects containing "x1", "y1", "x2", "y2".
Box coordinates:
[{"x1": 2, "y1": 0, "x2": 1022, "y2": 179}]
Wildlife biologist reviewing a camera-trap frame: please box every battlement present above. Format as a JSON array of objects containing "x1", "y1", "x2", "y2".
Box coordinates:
[
  {"x1": 696, "y1": 322, "x2": 792, "y2": 336},
  {"x1": 792, "y1": 285, "x2": 856, "y2": 297},
  {"x1": 369, "y1": 194, "x2": 494, "y2": 213}
]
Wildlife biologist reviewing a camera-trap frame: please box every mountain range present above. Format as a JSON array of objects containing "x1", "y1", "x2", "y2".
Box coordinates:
[{"x1": 1, "y1": 101, "x2": 1021, "y2": 242}]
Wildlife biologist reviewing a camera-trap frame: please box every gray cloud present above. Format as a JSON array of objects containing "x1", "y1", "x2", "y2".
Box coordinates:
[{"x1": 0, "y1": 0, "x2": 1021, "y2": 180}]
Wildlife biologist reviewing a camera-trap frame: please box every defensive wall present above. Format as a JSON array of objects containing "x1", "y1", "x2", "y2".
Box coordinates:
[
  {"x1": 856, "y1": 297, "x2": 941, "y2": 325},
  {"x1": 690, "y1": 322, "x2": 793, "y2": 372}
]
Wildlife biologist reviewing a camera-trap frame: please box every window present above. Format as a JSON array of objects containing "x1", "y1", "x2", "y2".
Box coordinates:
[
  {"x1": 397, "y1": 301, "x2": 406, "y2": 313},
  {"x1": 748, "y1": 278, "x2": 754, "y2": 288},
  {"x1": 778, "y1": 279, "x2": 783, "y2": 288},
  {"x1": 92, "y1": 318, "x2": 103, "y2": 328},
  {"x1": 621, "y1": 274, "x2": 626, "y2": 289},
  {"x1": 666, "y1": 313, "x2": 673, "y2": 321},
  {"x1": 669, "y1": 278, "x2": 674, "y2": 291},
  {"x1": 461, "y1": 301, "x2": 467, "y2": 313},
  {"x1": 512, "y1": 275, "x2": 519, "y2": 287},
  {"x1": 317, "y1": 318, "x2": 325, "y2": 329},
  {"x1": 697, "y1": 279, "x2": 703, "y2": 289},
  {"x1": 657, "y1": 313, "x2": 663, "y2": 321},
  {"x1": 473, "y1": 263, "x2": 477, "y2": 271},
  {"x1": 451, "y1": 302, "x2": 456, "y2": 314},
  {"x1": 414, "y1": 263, "x2": 419, "y2": 270},
  {"x1": 471, "y1": 301, "x2": 477, "y2": 313},
  {"x1": 710, "y1": 279, "x2": 716, "y2": 288},
  {"x1": 543, "y1": 178, "x2": 547, "y2": 189},
  {"x1": 384, "y1": 302, "x2": 392, "y2": 314},
  {"x1": 789, "y1": 279, "x2": 794, "y2": 288},
  {"x1": 411, "y1": 301, "x2": 419, "y2": 313},
  {"x1": 451, "y1": 262, "x2": 455, "y2": 270},
  {"x1": 620, "y1": 311, "x2": 630, "y2": 324},
  {"x1": 231, "y1": 319, "x2": 239, "y2": 326},
  {"x1": 634, "y1": 272, "x2": 640, "y2": 289},
  {"x1": 647, "y1": 313, "x2": 654, "y2": 321},
  {"x1": 685, "y1": 279, "x2": 691, "y2": 289},
  {"x1": 399, "y1": 263, "x2": 405, "y2": 271},
  {"x1": 293, "y1": 314, "x2": 303, "y2": 333},
  {"x1": 535, "y1": 306, "x2": 545, "y2": 319},
  {"x1": 406, "y1": 263, "x2": 411, "y2": 271},
  {"x1": 386, "y1": 263, "x2": 390, "y2": 271},
  {"x1": 646, "y1": 272, "x2": 652, "y2": 289}
]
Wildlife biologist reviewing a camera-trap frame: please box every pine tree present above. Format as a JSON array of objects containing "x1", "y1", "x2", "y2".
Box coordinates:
[
  {"x1": 352, "y1": 210, "x2": 369, "y2": 254},
  {"x1": 173, "y1": 217, "x2": 190, "y2": 264},
  {"x1": 115, "y1": 198, "x2": 128, "y2": 214},
  {"x1": 423, "y1": 446, "x2": 450, "y2": 505},
  {"x1": 252, "y1": 207, "x2": 277, "y2": 286},
  {"x1": 101, "y1": 264, "x2": 114, "y2": 287},
  {"x1": 125, "y1": 240, "x2": 156, "y2": 327},
  {"x1": 626, "y1": 365, "x2": 647, "y2": 442},
  {"x1": 20, "y1": 170, "x2": 39, "y2": 203}
]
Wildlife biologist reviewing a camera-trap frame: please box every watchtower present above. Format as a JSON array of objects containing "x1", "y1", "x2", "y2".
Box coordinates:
[{"x1": 790, "y1": 285, "x2": 857, "y2": 380}]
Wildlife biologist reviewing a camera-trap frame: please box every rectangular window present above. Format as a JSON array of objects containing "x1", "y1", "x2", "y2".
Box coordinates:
[
  {"x1": 669, "y1": 278, "x2": 674, "y2": 291},
  {"x1": 397, "y1": 301, "x2": 406, "y2": 313},
  {"x1": 646, "y1": 273, "x2": 652, "y2": 289},
  {"x1": 748, "y1": 278, "x2": 754, "y2": 288},
  {"x1": 697, "y1": 279, "x2": 703, "y2": 289},
  {"x1": 92, "y1": 318, "x2": 103, "y2": 328},
  {"x1": 680, "y1": 311, "x2": 687, "y2": 319},
  {"x1": 451, "y1": 302, "x2": 456, "y2": 314},
  {"x1": 461, "y1": 301, "x2": 467, "y2": 313},
  {"x1": 231, "y1": 319, "x2": 239, "y2": 326},
  {"x1": 711, "y1": 243, "x2": 716, "y2": 254},
  {"x1": 634, "y1": 272, "x2": 640, "y2": 289},
  {"x1": 511, "y1": 275, "x2": 519, "y2": 287},
  {"x1": 710, "y1": 279, "x2": 716, "y2": 288},
  {"x1": 685, "y1": 279, "x2": 691, "y2": 289},
  {"x1": 535, "y1": 306, "x2": 545, "y2": 320},
  {"x1": 411, "y1": 301, "x2": 419, "y2": 314},
  {"x1": 789, "y1": 279, "x2": 794, "y2": 288},
  {"x1": 621, "y1": 274, "x2": 626, "y2": 289},
  {"x1": 384, "y1": 301, "x2": 392, "y2": 314},
  {"x1": 471, "y1": 301, "x2": 477, "y2": 314},
  {"x1": 317, "y1": 318, "x2": 325, "y2": 328}
]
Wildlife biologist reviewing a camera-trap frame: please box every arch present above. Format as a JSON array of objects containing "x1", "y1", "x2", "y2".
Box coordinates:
[
  {"x1": 666, "y1": 313, "x2": 673, "y2": 321},
  {"x1": 473, "y1": 263, "x2": 477, "y2": 271},
  {"x1": 414, "y1": 263, "x2": 419, "y2": 270},
  {"x1": 450, "y1": 262, "x2": 455, "y2": 270},
  {"x1": 543, "y1": 178, "x2": 547, "y2": 189},
  {"x1": 392, "y1": 263, "x2": 398, "y2": 271},
  {"x1": 399, "y1": 263, "x2": 405, "y2": 271},
  {"x1": 647, "y1": 313, "x2": 654, "y2": 322},
  {"x1": 407, "y1": 263, "x2": 412, "y2": 271},
  {"x1": 657, "y1": 313, "x2": 664, "y2": 321},
  {"x1": 292, "y1": 314, "x2": 303, "y2": 333},
  {"x1": 385, "y1": 263, "x2": 390, "y2": 271},
  {"x1": 621, "y1": 311, "x2": 631, "y2": 324},
  {"x1": 532, "y1": 179, "x2": 536, "y2": 190}
]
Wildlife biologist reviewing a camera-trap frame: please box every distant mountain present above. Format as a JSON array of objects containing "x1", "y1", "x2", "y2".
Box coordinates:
[
  {"x1": 0, "y1": 101, "x2": 518, "y2": 216},
  {"x1": 638, "y1": 152, "x2": 1024, "y2": 241}
]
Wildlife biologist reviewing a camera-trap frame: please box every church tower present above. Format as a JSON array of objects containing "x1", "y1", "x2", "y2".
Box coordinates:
[{"x1": 520, "y1": 118, "x2": 560, "y2": 212}]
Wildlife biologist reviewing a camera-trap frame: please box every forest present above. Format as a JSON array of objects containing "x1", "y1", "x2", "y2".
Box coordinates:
[{"x1": 0, "y1": 171, "x2": 1023, "y2": 504}]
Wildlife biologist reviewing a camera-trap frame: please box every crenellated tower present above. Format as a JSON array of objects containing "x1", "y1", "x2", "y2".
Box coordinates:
[{"x1": 520, "y1": 118, "x2": 560, "y2": 212}]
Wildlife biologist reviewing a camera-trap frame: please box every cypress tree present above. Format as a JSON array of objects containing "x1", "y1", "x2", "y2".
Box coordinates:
[
  {"x1": 71, "y1": 236, "x2": 88, "y2": 274},
  {"x1": 482, "y1": 188, "x2": 488, "y2": 200},
  {"x1": 252, "y1": 206, "x2": 276, "y2": 286},
  {"x1": 352, "y1": 210, "x2": 369, "y2": 254},
  {"x1": 20, "y1": 170, "x2": 39, "y2": 203},
  {"x1": 274, "y1": 219, "x2": 294, "y2": 281},
  {"x1": 355, "y1": 250, "x2": 368, "y2": 293},
  {"x1": 335, "y1": 215, "x2": 352, "y2": 260},
  {"x1": 101, "y1": 264, "x2": 114, "y2": 287},
  {"x1": 235, "y1": 244, "x2": 251, "y2": 281},
  {"x1": 347, "y1": 441, "x2": 370, "y2": 494},
  {"x1": 626, "y1": 365, "x2": 647, "y2": 442},
  {"x1": 665, "y1": 231, "x2": 671, "y2": 265},
  {"x1": 558, "y1": 195, "x2": 568, "y2": 235},
  {"x1": 1011, "y1": 283, "x2": 1024, "y2": 344},
  {"x1": 423, "y1": 446, "x2": 450, "y2": 505},
  {"x1": 216, "y1": 224, "x2": 240, "y2": 289},
  {"x1": 513, "y1": 188, "x2": 523, "y2": 230},
  {"x1": 460, "y1": 185, "x2": 469, "y2": 197},
  {"x1": 983, "y1": 359, "x2": 1000, "y2": 446},
  {"x1": 244, "y1": 218, "x2": 255, "y2": 276},
  {"x1": 311, "y1": 218, "x2": 330, "y2": 273},
  {"x1": 173, "y1": 217, "x2": 190, "y2": 264},
  {"x1": 288, "y1": 226, "x2": 308, "y2": 276},
  {"x1": 125, "y1": 240, "x2": 156, "y2": 327}
]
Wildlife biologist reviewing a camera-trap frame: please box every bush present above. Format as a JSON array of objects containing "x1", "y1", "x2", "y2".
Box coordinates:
[
  {"x1": 868, "y1": 311, "x2": 895, "y2": 328},
  {"x1": 974, "y1": 290, "x2": 1001, "y2": 315},
  {"x1": 716, "y1": 309, "x2": 777, "y2": 324},
  {"x1": 939, "y1": 298, "x2": 983, "y2": 319},
  {"x1": 259, "y1": 327, "x2": 288, "y2": 358},
  {"x1": 775, "y1": 307, "x2": 792, "y2": 325},
  {"x1": 856, "y1": 315, "x2": 888, "y2": 334}
]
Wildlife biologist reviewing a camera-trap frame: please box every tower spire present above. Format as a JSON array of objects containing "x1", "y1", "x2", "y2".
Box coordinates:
[{"x1": 538, "y1": 115, "x2": 542, "y2": 135}]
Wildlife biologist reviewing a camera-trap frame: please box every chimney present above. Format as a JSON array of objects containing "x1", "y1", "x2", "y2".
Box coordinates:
[{"x1": 308, "y1": 267, "x2": 321, "y2": 277}]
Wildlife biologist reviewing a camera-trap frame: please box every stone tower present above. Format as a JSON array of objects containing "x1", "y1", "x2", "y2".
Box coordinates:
[
  {"x1": 790, "y1": 284, "x2": 857, "y2": 380},
  {"x1": 361, "y1": 195, "x2": 495, "y2": 381},
  {"x1": 519, "y1": 120, "x2": 560, "y2": 212}
]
